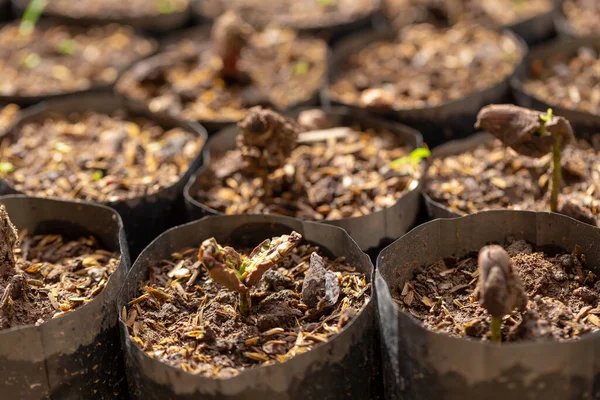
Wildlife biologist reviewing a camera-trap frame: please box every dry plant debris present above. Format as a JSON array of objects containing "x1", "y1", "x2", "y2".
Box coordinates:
[
  {"x1": 523, "y1": 46, "x2": 600, "y2": 116},
  {"x1": 0, "y1": 23, "x2": 155, "y2": 97},
  {"x1": 194, "y1": 108, "x2": 423, "y2": 221},
  {"x1": 125, "y1": 236, "x2": 369, "y2": 377},
  {"x1": 0, "y1": 205, "x2": 120, "y2": 330},
  {"x1": 328, "y1": 23, "x2": 523, "y2": 110},
  {"x1": 0, "y1": 110, "x2": 205, "y2": 202},
  {"x1": 396, "y1": 238, "x2": 600, "y2": 342},
  {"x1": 561, "y1": 0, "x2": 600, "y2": 37},
  {"x1": 425, "y1": 137, "x2": 600, "y2": 226},
  {"x1": 0, "y1": 104, "x2": 19, "y2": 134}
]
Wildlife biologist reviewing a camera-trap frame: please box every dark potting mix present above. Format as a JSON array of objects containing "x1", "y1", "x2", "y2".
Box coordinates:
[
  {"x1": 0, "y1": 23, "x2": 155, "y2": 97},
  {"x1": 36, "y1": 0, "x2": 189, "y2": 19},
  {"x1": 193, "y1": 107, "x2": 423, "y2": 220},
  {"x1": 328, "y1": 23, "x2": 523, "y2": 110},
  {"x1": 523, "y1": 46, "x2": 600, "y2": 116},
  {"x1": 125, "y1": 231, "x2": 369, "y2": 377},
  {"x1": 0, "y1": 205, "x2": 120, "y2": 331},
  {"x1": 561, "y1": 0, "x2": 600, "y2": 37},
  {"x1": 196, "y1": 0, "x2": 378, "y2": 30},
  {"x1": 0, "y1": 110, "x2": 205, "y2": 202},
  {"x1": 425, "y1": 137, "x2": 600, "y2": 226},
  {"x1": 396, "y1": 238, "x2": 600, "y2": 342},
  {"x1": 385, "y1": 0, "x2": 553, "y2": 30},
  {"x1": 117, "y1": 12, "x2": 326, "y2": 123}
]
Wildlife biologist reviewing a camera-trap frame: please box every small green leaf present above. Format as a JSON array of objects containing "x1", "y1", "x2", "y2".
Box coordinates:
[
  {"x1": 0, "y1": 162, "x2": 14, "y2": 173},
  {"x1": 540, "y1": 108, "x2": 553, "y2": 123},
  {"x1": 92, "y1": 170, "x2": 103, "y2": 181},
  {"x1": 157, "y1": 0, "x2": 175, "y2": 14},
  {"x1": 537, "y1": 108, "x2": 553, "y2": 136},
  {"x1": 59, "y1": 39, "x2": 77, "y2": 55},
  {"x1": 317, "y1": 0, "x2": 335, "y2": 6},
  {"x1": 293, "y1": 60, "x2": 310, "y2": 76},
  {"x1": 390, "y1": 147, "x2": 431, "y2": 169},
  {"x1": 19, "y1": 0, "x2": 47, "y2": 36},
  {"x1": 22, "y1": 53, "x2": 41, "y2": 69}
]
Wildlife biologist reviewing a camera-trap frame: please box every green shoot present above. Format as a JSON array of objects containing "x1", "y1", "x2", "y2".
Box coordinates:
[
  {"x1": 293, "y1": 60, "x2": 310, "y2": 76},
  {"x1": 22, "y1": 53, "x2": 41, "y2": 69},
  {"x1": 59, "y1": 39, "x2": 77, "y2": 55},
  {"x1": 92, "y1": 171, "x2": 104, "y2": 181},
  {"x1": 490, "y1": 316, "x2": 501, "y2": 343},
  {"x1": 538, "y1": 108, "x2": 560, "y2": 212},
  {"x1": 19, "y1": 0, "x2": 47, "y2": 36},
  {"x1": 157, "y1": 0, "x2": 175, "y2": 14},
  {"x1": 390, "y1": 147, "x2": 431, "y2": 169},
  {"x1": 317, "y1": 0, "x2": 335, "y2": 6},
  {"x1": 0, "y1": 162, "x2": 14, "y2": 173}
]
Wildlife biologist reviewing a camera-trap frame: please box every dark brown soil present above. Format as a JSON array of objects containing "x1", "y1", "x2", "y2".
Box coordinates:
[
  {"x1": 196, "y1": 0, "x2": 377, "y2": 30},
  {"x1": 386, "y1": 0, "x2": 553, "y2": 30},
  {"x1": 40, "y1": 0, "x2": 189, "y2": 18},
  {"x1": 561, "y1": 0, "x2": 600, "y2": 37},
  {"x1": 1, "y1": 220, "x2": 120, "y2": 331},
  {"x1": 0, "y1": 110, "x2": 205, "y2": 203},
  {"x1": 117, "y1": 27, "x2": 326, "y2": 123},
  {"x1": 126, "y1": 239, "x2": 369, "y2": 377},
  {"x1": 425, "y1": 137, "x2": 600, "y2": 226},
  {"x1": 0, "y1": 23, "x2": 155, "y2": 97},
  {"x1": 328, "y1": 24, "x2": 523, "y2": 110},
  {"x1": 396, "y1": 238, "x2": 600, "y2": 342},
  {"x1": 523, "y1": 46, "x2": 600, "y2": 116},
  {"x1": 194, "y1": 108, "x2": 423, "y2": 221}
]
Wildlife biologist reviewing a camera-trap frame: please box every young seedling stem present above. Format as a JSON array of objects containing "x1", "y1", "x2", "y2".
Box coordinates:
[
  {"x1": 538, "y1": 109, "x2": 560, "y2": 212},
  {"x1": 490, "y1": 316, "x2": 501, "y2": 343}
]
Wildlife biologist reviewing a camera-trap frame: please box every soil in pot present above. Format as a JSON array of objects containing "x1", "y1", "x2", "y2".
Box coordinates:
[
  {"x1": 560, "y1": 0, "x2": 600, "y2": 37},
  {"x1": 425, "y1": 136, "x2": 600, "y2": 226},
  {"x1": 0, "y1": 22, "x2": 155, "y2": 99},
  {"x1": 385, "y1": 0, "x2": 553, "y2": 31},
  {"x1": 521, "y1": 45, "x2": 600, "y2": 117},
  {"x1": 0, "y1": 204, "x2": 120, "y2": 330},
  {"x1": 0, "y1": 108, "x2": 205, "y2": 202},
  {"x1": 327, "y1": 23, "x2": 523, "y2": 111},
  {"x1": 0, "y1": 104, "x2": 18, "y2": 133},
  {"x1": 34, "y1": 0, "x2": 189, "y2": 20},
  {"x1": 193, "y1": 107, "x2": 424, "y2": 221},
  {"x1": 124, "y1": 230, "x2": 369, "y2": 377},
  {"x1": 117, "y1": 13, "x2": 326, "y2": 125},
  {"x1": 395, "y1": 237, "x2": 600, "y2": 342},
  {"x1": 195, "y1": 0, "x2": 378, "y2": 31}
]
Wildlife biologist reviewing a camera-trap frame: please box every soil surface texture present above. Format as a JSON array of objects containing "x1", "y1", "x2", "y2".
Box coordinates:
[
  {"x1": 328, "y1": 23, "x2": 523, "y2": 110},
  {"x1": 426, "y1": 137, "x2": 600, "y2": 227},
  {"x1": 126, "y1": 238, "x2": 369, "y2": 377},
  {"x1": 561, "y1": 0, "x2": 600, "y2": 37},
  {"x1": 396, "y1": 238, "x2": 600, "y2": 342},
  {"x1": 0, "y1": 110, "x2": 205, "y2": 202},
  {"x1": 0, "y1": 23, "x2": 155, "y2": 97},
  {"x1": 40, "y1": 0, "x2": 189, "y2": 18}
]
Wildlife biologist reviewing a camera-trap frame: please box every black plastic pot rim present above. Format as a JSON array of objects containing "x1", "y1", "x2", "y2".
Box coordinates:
[
  {"x1": 0, "y1": 20, "x2": 158, "y2": 106},
  {"x1": 324, "y1": 28, "x2": 528, "y2": 117},
  {"x1": 3, "y1": 92, "x2": 208, "y2": 207},
  {"x1": 376, "y1": 209, "x2": 600, "y2": 349},
  {"x1": 0, "y1": 194, "x2": 128, "y2": 335},
  {"x1": 183, "y1": 107, "x2": 425, "y2": 250},
  {"x1": 510, "y1": 36, "x2": 600, "y2": 127},
  {"x1": 191, "y1": 0, "x2": 382, "y2": 33},
  {"x1": 119, "y1": 212, "x2": 373, "y2": 381}
]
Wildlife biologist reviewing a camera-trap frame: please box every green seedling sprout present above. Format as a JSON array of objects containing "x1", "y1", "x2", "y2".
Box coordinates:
[
  {"x1": 475, "y1": 245, "x2": 526, "y2": 343},
  {"x1": 389, "y1": 147, "x2": 431, "y2": 169},
  {"x1": 22, "y1": 53, "x2": 41, "y2": 69},
  {"x1": 293, "y1": 60, "x2": 311, "y2": 76},
  {"x1": 92, "y1": 170, "x2": 103, "y2": 181},
  {"x1": 0, "y1": 162, "x2": 14, "y2": 173},
  {"x1": 59, "y1": 39, "x2": 77, "y2": 55},
  {"x1": 476, "y1": 104, "x2": 575, "y2": 214},
  {"x1": 317, "y1": 0, "x2": 336, "y2": 6},
  {"x1": 157, "y1": 0, "x2": 175, "y2": 14},
  {"x1": 19, "y1": 0, "x2": 47, "y2": 36},
  {"x1": 198, "y1": 232, "x2": 302, "y2": 317}
]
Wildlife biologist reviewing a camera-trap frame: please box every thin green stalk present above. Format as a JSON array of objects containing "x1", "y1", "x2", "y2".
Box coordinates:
[
  {"x1": 490, "y1": 316, "x2": 502, "y2": 343},
  {"x1": 551, "y1": 133, "x2": 561, "y2": 213},
  {"x1": 239, "y1": 291, "x2": 251, "y2": 318}
]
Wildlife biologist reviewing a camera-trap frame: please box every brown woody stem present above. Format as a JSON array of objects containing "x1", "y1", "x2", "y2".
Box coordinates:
[
  {"x1": 239, "y1": 291, "x2": 251, "y2": 318},
  {"x1": 551, "y1": 133, "x2": 561, "y2": 213}
]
